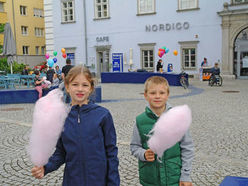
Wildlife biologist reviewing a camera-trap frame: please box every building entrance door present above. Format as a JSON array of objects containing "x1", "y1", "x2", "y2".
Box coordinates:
[
  {"x1": 234, "y1": 30, "x2": 248, "y2": 79},
  {"x1": 96, "y1": 50, "x2": 110, "y2": 78}
]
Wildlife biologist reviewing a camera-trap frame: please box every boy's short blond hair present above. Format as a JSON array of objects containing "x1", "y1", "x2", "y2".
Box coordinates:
[{"x1": 144, "y1": 76, "x2": 170, "y2": 94}]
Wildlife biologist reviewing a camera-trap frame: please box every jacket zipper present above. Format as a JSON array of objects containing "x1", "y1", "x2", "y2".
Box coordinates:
[{"x1": 78, "y1": 107, "x2": 80, "y2": 124}]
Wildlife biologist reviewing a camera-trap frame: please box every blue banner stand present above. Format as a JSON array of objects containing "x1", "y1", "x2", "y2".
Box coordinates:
[
  {"x1": 112, "y1": 53, "x2": 123, "y2": 72},
  {"x1": 220, "y1": 176, "x2": 248, "y2": 186}
]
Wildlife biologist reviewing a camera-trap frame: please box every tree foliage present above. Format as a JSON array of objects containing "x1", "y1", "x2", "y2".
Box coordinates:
[{"x1": 0, "y1": 57, "x2": 26, "y2": 74}]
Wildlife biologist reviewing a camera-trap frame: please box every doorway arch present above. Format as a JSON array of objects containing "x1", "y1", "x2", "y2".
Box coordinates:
[{"x1": 218, "y1": 4, "x2": 248, "y2": 78}]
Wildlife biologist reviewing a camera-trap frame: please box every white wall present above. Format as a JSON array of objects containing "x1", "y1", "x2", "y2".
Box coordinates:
[{"x1": 47, "y1": 0, "x2": 228, "y2": 74}]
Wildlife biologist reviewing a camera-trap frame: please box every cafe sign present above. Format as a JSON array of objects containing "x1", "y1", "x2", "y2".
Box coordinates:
[{"x1": 96, "y1": 36, "x2": 109, "y2": 42}]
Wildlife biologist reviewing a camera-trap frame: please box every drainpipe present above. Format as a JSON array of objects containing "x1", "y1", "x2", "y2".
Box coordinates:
[
  {"x1": 11, "y1": 0, "x2": 17, "y2": 74},
  {"x1": 83, "y1": 0, "x2": 88, "y2": 66}
]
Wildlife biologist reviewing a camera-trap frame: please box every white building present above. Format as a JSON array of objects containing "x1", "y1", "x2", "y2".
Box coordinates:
[{"x1": 44, "y1": 0, "x2": 248, "y2": 79}]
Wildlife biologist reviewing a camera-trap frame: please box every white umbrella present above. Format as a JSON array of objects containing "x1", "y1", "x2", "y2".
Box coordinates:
[{"x1": 3, "y1": 23, "x2": 16, "y2": 74}]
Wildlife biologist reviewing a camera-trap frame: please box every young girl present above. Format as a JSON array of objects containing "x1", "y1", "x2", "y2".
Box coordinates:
[
  {"x1": 31, "y1": 65, "x2": 120, "y2": 186},
  {"x1": 34, "y1": 70, "x2": 49, "y2": 99}
]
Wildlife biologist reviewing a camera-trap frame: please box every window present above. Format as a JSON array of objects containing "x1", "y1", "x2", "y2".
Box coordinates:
[
  {"x1": 21, "y1": 26, "x2": 28, "y2": 36},
  {"x1": 23, "y1": 46, "x2": 29, "y2": 55},
  {"x1": 33, "y1": 8, "x2": 43, "y2": 17},
  {"x1": 20, "y1": 6, "x2": 27, "y2": 15},
  {"x1": 94, "y1": 0, "x2": 109, "y2": 19},
  {"x1": 138, "y1": 0, "x2": 155, "y2": 14},
  {"x1": 41, "y1": 46, "x2": 45, "y2": 55},
  {"x1": 179, "y1": 41, "x2": 198, "y2": 70},
  {"x1": 178, "y1": 0, "x2": 198, "y2": 10},
  {"x1": 232, "y1": 0, "x2": 248, "y2": 4},
  {"x1": 0, "y1": 2, "x2": 4, "y2": 12},
  {"x1": 139, "y1": 43, "x2": 155, "y2": 71},
  {"x1": 35, "y1": 28, "x2": 44, "y2": 37},
  {"x1": 182, "y1": 48, "x2": 196, "y2": 68},
  {"x1": 61, "y1": 0, "x2": 75, "y2": 23},
  {"x1": 142, "y1": 50, "x2": 154, "y2": 69},
  {"x1": 35, "y1": 46, "x2": 39, "y2": 55}
]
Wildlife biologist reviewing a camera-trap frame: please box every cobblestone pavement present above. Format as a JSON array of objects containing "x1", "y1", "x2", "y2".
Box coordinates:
[{"x1": 0, "y1": 79, "x2": 248, "y2": 185}]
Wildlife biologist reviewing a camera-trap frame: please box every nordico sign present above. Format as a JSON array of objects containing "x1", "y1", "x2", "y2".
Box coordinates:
[{"x1": 145, "y1": 22, "x2": 190, "y2": 32}]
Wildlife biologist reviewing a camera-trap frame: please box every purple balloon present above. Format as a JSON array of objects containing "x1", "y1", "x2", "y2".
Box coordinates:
[{"x1": 53, "y1": 58, "x2": 57, "y2": 63}]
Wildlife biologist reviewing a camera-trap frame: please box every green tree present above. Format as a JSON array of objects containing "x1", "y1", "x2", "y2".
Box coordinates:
[
  {"x1": 0, "y1": 23, "x2": 5, "y2": 33},
  {"x1": 0, "y1": 45, "x2": 3, "y2": 54},
  {"x1": 0, "y1": 57, "x2": 26, "y2": 74}
]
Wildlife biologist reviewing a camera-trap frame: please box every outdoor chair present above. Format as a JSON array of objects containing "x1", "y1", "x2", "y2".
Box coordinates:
[
  {"x1": 0, "y1": 76, "x2": 8, "y2": 89},
  {"x1": 6, "y1": 74, "x2": 21, "y2": 89},
  {"x1": 20, "y1": 74, "x2": 35, "y2": 88}
]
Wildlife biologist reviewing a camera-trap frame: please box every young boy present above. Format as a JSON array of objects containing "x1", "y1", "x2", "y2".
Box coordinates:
[{"x1": 130, "y1": 76, "x2": 194, "y2": 186}]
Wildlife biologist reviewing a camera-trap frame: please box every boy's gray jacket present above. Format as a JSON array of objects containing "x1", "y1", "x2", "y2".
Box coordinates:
[{"x1": 130, "y1": 103, "x2": 194, "y2": 182}]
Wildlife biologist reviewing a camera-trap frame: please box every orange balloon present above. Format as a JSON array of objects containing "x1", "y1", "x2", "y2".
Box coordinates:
[
  {"x1": 173, "y1": 50, "x2": 178, "y2": 56},
  {"x1": 61, "y1": 48, "x2": 66, "y2": 53}
]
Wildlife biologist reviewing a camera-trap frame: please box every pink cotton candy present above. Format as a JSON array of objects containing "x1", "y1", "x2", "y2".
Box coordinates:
[
  {"x1": 147, "y1": 105, "x2": 192, "y2": 158},
  {"x1": 27, "y1": 89, "x2": 69, "y2": 166}
]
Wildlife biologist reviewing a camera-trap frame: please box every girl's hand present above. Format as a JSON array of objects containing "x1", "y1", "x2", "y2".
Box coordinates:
[
  {"x1": 179, "y1": 181, "x2": 193, "y2": 186},
  {"x1": 31, "y1": 166, "x2": 45, "y2": 179},
  {"x1": 144, "y1": 149, "x2": 155, "y2": 162}
]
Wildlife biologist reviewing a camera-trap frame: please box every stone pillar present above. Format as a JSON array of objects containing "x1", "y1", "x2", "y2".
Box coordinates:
[{"x1": 221, "y1": 20, "x2": 231, "y2": 75}]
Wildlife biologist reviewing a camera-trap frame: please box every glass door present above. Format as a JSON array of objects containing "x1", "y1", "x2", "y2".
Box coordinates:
[{"x1": 241, "y1": 52, "x2": 248, "y2": 76}]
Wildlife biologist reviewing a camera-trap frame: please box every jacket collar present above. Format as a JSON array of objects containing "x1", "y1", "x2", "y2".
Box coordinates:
[
  {"x1": 70, "y1": 100, "x2": 98, "y2": 112},
  {"x1": 145, "y1": 102, "x2": 172, "y2": 119}
]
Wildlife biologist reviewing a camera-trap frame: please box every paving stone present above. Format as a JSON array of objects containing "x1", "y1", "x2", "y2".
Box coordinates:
[{"x1": 0, "y1": 79, "x2": 248, "y2": 185}]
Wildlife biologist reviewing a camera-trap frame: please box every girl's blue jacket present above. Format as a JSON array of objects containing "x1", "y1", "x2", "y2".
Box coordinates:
[{"x1": 44, "y1": 102, "x2": 120, "y2": 186}]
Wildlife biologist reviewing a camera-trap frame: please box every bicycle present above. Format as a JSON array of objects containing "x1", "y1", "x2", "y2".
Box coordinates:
[{"x1": 179, "y1": 71, "x2": 189, "y2": 89}]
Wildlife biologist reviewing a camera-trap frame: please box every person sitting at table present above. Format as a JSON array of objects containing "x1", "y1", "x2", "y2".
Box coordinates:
[
  {"x1": 34, "y1": 70, "x2": 50, "y2": 99},
  {"x1": 21, "y1": 66, "x2": 29, "y2": 75},
  {"x1": 55, "y1": 65, "x2": 62, "y2": 81},
  {"x1": 50, "y1": 73, "x2": 60, "y2": 90}
]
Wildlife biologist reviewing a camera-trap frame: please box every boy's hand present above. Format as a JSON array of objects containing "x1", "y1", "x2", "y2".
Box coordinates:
[
  {"x1": 179, "y1": 181, "x2": 193, "y2": 186},
  {"x1": 31, "y1": 166, "x2": 45, "y2": 179},
  {"x1": 144, "y1": 149, "x2": 155, "y2": 162}
]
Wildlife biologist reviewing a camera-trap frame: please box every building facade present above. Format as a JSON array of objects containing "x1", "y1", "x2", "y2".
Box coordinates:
[
  {"x1": 45, "y1": 0, "x2": 248, "y2": 79},
  {"x1": 2, "y1": 0, "x2": 46, "y2": 67},
  {"x1": 0, "y1": 0, "x2": 7, "y2": 54}
]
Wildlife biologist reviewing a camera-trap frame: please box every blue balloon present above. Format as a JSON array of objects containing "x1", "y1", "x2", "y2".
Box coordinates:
[
  {"x1": 165, "y1": 48, "x2": 169, "y2": 53},
  {"x1": 53, "y1": 58, "x2": 57, "y2": 63},
  {"x1": 47, "y1": 59, "x2": 54, "y2": 67}
]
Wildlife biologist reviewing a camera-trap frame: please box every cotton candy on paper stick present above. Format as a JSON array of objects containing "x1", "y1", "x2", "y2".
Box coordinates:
[
  {"x1": 147, "y1": 105, "x2": 192, "y2": 158},
  {"x1": 27, "y1": 89, "x2": 69, "y2": 166}
]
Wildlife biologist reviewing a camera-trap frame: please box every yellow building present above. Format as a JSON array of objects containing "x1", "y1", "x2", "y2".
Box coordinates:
[
  {"x1": 2, "y1": 0, "x2": 45, "y2": 66},
  {"x1": 0, "y1": 0, "x2": 7, "y2": 52}
]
